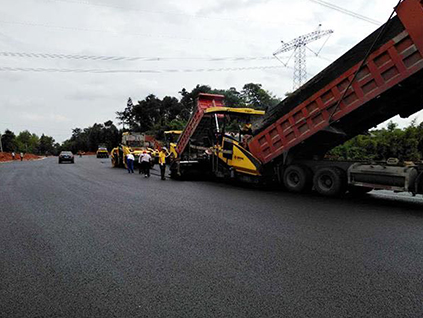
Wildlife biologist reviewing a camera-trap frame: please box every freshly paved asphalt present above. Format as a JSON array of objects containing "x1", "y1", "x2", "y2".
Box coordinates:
[{"x1": 1, "y1": 156, "x2": 423, "y2": 317}]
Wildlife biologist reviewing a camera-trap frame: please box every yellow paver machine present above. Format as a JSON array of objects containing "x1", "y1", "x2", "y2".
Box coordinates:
[{"x1": 169, "y1": 93, "x2": 265, "y2": 182}]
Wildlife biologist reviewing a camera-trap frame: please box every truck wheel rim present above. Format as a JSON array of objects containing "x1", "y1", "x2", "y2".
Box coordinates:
[
  {"x1": 288, "y1": 172, "x2": 300, "y2": 186},
  {"x1": 319, "y1": 175, "x2": 333, "y2": 190}
]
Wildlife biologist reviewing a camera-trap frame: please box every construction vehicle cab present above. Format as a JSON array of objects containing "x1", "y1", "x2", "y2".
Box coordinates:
[
  {"x1": 204, "y1": 107, "x2": 265, "y2": 181},
  {"x1": 164, "y1": 130, "x2": 182, "y2": 144}
]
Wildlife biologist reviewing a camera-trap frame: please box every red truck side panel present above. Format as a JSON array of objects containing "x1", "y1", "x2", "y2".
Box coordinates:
[{"x1": 249, "y1": 0, "x2": 423, "y2": 165}]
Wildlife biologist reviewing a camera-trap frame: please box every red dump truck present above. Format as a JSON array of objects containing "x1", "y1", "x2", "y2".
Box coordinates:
[
  {"x1": 247, "y1": 0, "x2": 423, "y2": 196},
  {"x1": 171, "y1": 0, "x2": 423, "y2": 197}
]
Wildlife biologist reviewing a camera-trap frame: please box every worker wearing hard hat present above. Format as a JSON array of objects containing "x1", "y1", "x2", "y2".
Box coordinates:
[{"x1": 158, "y1": 148, "x2": 170, "y2": 180}]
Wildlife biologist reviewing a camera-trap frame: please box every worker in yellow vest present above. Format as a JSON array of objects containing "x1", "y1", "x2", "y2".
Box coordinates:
[{"x1": 158, "y1": 148, "x2": 169, "y2": 180}]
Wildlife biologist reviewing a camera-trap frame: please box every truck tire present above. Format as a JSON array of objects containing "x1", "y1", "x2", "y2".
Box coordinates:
[
  {"x1": 313, "y1": 167, "x2": 347, "y2": 197},
  {"x1": 283, "y1": 165, "x2": 312, "y2": 193}
]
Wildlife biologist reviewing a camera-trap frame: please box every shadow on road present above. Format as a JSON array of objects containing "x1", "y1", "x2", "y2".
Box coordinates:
[{"x1": 201, "y1": 178, "x2": 423, "y2": 215}]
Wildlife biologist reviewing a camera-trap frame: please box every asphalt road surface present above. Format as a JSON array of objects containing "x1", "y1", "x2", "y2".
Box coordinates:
[{"x1": 1, "y1": 156, "x2": 423, "y2": 317}]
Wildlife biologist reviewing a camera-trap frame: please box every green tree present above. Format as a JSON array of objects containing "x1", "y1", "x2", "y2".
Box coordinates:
[
  {"x1": 37, "y1": 134, "x2": 56, "y2": 155},
  {"x1": 212, "y1": 87, "x2": 245, "y2": 108},
  {"x1": 241, "y1": 83, "x2": 280, "y2": 110},
  {"x1": 15, "y1": 130, "x2": 39, "y2": 153},
  {"x1": 1, "y1": 129, "x2": 17, "y2": 152}
]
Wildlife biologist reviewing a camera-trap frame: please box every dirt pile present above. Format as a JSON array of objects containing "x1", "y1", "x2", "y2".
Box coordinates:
[
  {"x1": 0, "y1": 152, "x2": 12, "y2": 161},
  {"x1": 0, "y1": 152, "x2": 42, "y2": 162}
]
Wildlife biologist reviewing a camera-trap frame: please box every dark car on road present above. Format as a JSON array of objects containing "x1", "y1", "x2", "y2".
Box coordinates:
[{"x1": 58, "y1": 151, "x2": 75, "y2": 164}]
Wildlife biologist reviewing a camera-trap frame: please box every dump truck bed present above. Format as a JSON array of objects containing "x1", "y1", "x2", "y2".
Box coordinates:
[{"x1": 249, "y1": 0, "x2": 423, "y2": 165}]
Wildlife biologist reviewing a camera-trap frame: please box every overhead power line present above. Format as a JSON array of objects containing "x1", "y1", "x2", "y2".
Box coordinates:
[
  {"x1": 0, "y1": 65, "x2": 287, "y2": 74},
  {"x1": 0, "y1": 50, "x2": 332, "y2": 64},
  {"x1": 0, "y1": 51, "x2": 275, "y2": 62},
  {"x1": 307, "y1": 0, "x2": 382, "y2": 25}
]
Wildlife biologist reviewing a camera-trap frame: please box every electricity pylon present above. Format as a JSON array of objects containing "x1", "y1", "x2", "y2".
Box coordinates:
[{"x1": 274, "y1": 27, "x2": 333, "y2": 90}]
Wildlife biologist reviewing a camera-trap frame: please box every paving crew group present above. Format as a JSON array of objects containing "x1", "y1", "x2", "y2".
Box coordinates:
[{"x1": 126, "y1": 148, "x2": 169, "y2": 180}]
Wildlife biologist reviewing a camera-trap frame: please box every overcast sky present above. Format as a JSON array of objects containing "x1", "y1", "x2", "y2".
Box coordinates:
[{"x1": 1, "y1": 0, "x2": 416, "y2": 143}]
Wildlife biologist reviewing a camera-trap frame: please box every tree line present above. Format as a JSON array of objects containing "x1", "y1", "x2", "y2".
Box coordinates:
[
  {"x1": 0, "y1": 120, "x2": 121, "y2": 155},
  {"x1": 60, "y1": 120, "x2": 121, "y2": 154},
  {"x1": 328, "y1": 120, "x2": 423, "y2": 162},
  {"x1": 0, "y1": 129, "x2": 58, "y2": 155}
]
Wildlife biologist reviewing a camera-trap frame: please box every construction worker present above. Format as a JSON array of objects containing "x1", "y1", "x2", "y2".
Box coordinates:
[
  {"x1": 241, "y1": 123, "x2": 253, "y2": 135},
  {"x1": 139, "y1": 150, "x2": 152, "y2": 177},
  {"x1": 126, "y1": 153, "x2": 135, "y2": 173},
  {"x1": 240, "y1": 123, "x2": 253, "y2": 150},
  {"x1": 158, "y1": 148, "x2": 169, "y2": 180}
]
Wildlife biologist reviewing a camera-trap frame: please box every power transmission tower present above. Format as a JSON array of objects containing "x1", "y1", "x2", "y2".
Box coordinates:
[{"x1": 274, "y1": 27, "x2": 333, "y2": 90}]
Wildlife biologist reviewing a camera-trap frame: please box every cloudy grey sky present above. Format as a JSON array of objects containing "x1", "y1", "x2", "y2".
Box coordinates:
[{"x1": 1, "y1": 0, "x2": 414, "y2": 143}]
